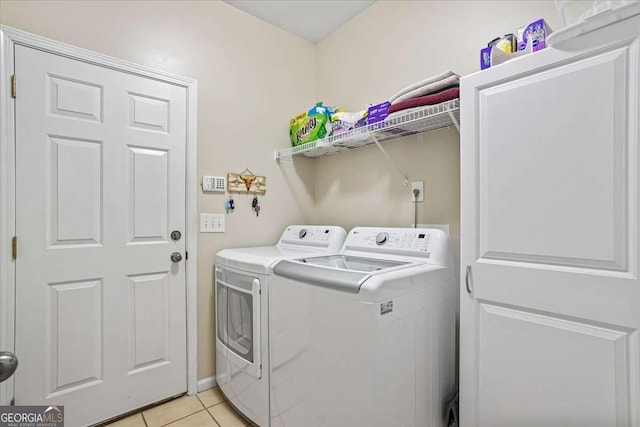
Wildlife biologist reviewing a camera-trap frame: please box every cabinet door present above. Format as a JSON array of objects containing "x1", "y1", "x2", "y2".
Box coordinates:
[{"x1": 460, "y1": 15, "x2": 640, "y2": 427}]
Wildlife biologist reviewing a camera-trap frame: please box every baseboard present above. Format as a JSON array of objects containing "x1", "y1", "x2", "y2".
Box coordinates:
[{"x1": 197, "y1": 375, "x2": 217, "y2": 392}]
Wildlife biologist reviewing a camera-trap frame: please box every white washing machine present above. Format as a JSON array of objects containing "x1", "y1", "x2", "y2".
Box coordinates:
[
  {"x1": 215, "y1": 225, "x2": 347, "y2": 426},
  {"x1": 269, "y1": 227, "x2": 457, "y2": 427}
]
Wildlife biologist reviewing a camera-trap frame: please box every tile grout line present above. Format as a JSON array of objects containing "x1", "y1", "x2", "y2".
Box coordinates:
[
  {"x1": 197, "y1": 393, "x2": 228, "y2": 410},
  {"x1": 122, "y1": 393, "x2": 230, "y2": 427},
  {"x1": 205, "y1": 407, "x2": 223, "y2": 427},
  {"x1": 208, "y1": 400, "x2": 228, "y2": 408},
  {"x1": 204, "y1": 408, "x2": 221, "y2": 427},
  {"x1": 207, "y1": 401, "x2": 251, "y2": 427},
  {"x1": 157, "y1": 406, "x2": 206, "y2": 427},
  {"x1": 196, "y1": 395, "x2": 206, "y2": 408}
]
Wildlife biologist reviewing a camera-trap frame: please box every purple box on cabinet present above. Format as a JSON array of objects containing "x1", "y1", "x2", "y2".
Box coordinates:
[
  {"x1": 367, "y1": 101, "x2": 390, "y2": 124},
  {"x1": 518, "y1": 18, "x2": 553, "y2": 51},
  {"x1": 480, "y1": 46, "x2": 493, "y2": 70}
]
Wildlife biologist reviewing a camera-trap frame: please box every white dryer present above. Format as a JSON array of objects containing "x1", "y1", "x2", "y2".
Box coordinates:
[
  {"x1": 270, "y1": 227, "x2": 457, "y2": 427},
  {"x1": 215, "y1": 225, "x2": 347, "y2": 426}
]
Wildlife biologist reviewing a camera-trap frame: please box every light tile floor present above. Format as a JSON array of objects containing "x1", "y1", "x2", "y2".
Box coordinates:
[{"x1": 105, "y1": 388, "x2": 252, "y2": 427}]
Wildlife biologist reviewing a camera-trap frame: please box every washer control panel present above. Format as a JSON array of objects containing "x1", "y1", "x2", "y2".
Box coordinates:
[
  {"x1": 343, "y1": 227, "x2": 450, "y2": 266},
  {"x1": 352, "y1": 229, "x2": 433, "y2": 252}
]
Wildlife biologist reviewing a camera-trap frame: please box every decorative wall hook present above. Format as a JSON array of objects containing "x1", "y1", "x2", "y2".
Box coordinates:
[
  {"x1": 239, "y1": 168, "x2": 255, "y2": 191},
  {"x1": 227, "y1": 169, "x2": 266, "y2": 195}
]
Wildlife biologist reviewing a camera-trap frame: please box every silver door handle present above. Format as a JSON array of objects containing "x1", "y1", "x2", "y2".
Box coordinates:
[
  {"x1": 0, "y1": 351, "x2": 18, "y2": 383},
  {"x1": 171, "y1": 252, "x2": 183, "y2": 262},
  {"x1": 465, "y1": 265, "x2": 472, "y2": 294}
]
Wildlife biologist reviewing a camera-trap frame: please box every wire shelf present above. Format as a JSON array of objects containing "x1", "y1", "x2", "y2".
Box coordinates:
[{"x1": 275, "y1": 99, "x2": 460, "y2": 160}]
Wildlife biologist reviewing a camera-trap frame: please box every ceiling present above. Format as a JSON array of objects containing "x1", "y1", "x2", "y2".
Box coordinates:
[{"x1": 224, "y1": 0, "x2": 376, "y2": 43}]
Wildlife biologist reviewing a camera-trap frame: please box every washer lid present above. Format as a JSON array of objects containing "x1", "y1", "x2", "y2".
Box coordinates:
[
  {"x1": 299, "y1": 255, "x2": 407, "y2": 272},
  {"x1": 273, "y1": 255, "x2": 414, "y2": 293}
]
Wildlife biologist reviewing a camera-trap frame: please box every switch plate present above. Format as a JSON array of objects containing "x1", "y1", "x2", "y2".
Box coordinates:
[
  {"x1": 411, "y1": 181, "x2": 424, "y2": 202},
  {"x1": 200, "y1": 213, "x2": 225, "y2": 233}
]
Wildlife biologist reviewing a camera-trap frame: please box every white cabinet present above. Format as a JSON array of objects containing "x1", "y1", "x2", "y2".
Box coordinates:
[{"x1": 460, "y1": 15, "x2": 640, "y2": 427}]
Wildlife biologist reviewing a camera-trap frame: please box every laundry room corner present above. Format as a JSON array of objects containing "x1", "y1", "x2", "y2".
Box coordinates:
[
  {"x1": 0, "y1": 0, "x2": 319, "y2": 386},
  {"x1": 311, "y1": 0, "x2": 561, "y2": 278}
]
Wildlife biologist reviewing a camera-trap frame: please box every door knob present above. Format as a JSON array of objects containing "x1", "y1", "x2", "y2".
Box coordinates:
[
  {"x1": 171, "y1": 252, "x2": 183, "y2": 262},
  {"x1": 0, "y1": 351, "x2": 18, "y2": 383}
]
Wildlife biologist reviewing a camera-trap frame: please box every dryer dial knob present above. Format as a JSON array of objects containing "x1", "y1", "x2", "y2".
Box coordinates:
[
  {"x1": 376, "y1": 232, "x2": 389, "y2": 246},
  {"x1": 299, "y1": 229, "x2": 308, "y2": 239}
]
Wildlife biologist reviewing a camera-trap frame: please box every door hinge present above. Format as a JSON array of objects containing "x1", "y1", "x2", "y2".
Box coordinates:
[
  {"x1": 10, "y1": 75, "x2": 16, "y2": 98},
  {"x1": 11, "y1": 236, "x2": 17, "y2": 260},
  {"x1": 185, "y1": 251, "x2": 188, "y2": 260}
]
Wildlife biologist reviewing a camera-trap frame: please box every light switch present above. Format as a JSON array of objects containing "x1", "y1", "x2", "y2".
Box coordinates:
[{"x1": 200, "y1": 213, "x2": 225, "y2": 233}]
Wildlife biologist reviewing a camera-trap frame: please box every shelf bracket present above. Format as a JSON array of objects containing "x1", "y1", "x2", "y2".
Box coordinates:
[
  {"x1": 370, "y1": 133, "x2": 409, "y2": 186},
  {"x1": 447, "y1": 110, "x2": 460, "y2": 133},
  {"x1": 274, "y1": 149, "x2": 281, "y2": 162}
]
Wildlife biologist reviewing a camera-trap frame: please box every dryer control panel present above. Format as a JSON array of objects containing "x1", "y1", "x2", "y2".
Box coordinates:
[
  {"x1": 343, "y1": 227, "x2": 451, "y2": 266},
  {"x1": 278, "y1": 225, "x2": 347, "y2": 252}
]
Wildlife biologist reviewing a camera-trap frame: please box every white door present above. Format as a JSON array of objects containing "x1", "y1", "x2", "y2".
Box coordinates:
[
  {"x1": 14, "y1": 45, "x2": 187, "y2": 426},
  {"x1": 460, "y1": 15, "x2": 640, "y2": 427}
]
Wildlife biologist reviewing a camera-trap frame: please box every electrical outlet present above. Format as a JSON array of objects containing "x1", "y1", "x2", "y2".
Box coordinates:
[
  {"x1": 411, "y1": 181, "x2": 424, "y2": 202},
  {"x1": 200, "y1": 213, "x2": 225, "y2": 233}
]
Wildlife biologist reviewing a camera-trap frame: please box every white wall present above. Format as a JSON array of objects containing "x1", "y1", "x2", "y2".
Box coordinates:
[
  {"x1": 0, "y1": 0, "x2": 560, "y2": 381},
  {"x1": 0, "y1": 0, "x2": 317, "y2": 380},
  {"x1": 313, "y1": 0, "x2": 560, "y2": 274}
]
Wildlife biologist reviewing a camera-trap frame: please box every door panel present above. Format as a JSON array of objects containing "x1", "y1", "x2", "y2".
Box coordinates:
[
  {"x1": 128, "y1": 273, "x2": 170, "y2": 374},
  {"x1": 49, "y1": 136, "x2": 103, "y2": 246},
  {"x1": 128, "y1": 147, "x2": 169, "y2": 242},
  {"x1": 47, "y1": 74, "x2": 103, "y2": 122},
  {"x1": 477, "y1": 303, "x2": 634, "y2": 427},
  {"x1": 478, "y1": 46, "x2": 629, "y2": 271},
  {"x1": 460, "y1": 15, "x2": 640, "y2": 427},
  {"x1": 48, "y1": 279, "x2": 103, "y2": 397},
  {"x1": 128, "y1": 92, "x2": 169, "y2": 133},
  {"x1": 14, "y1": 45, "x2": 187, "y2": 426}
]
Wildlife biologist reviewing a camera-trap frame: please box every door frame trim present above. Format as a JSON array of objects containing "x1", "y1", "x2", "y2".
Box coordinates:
[{"x1": 0, "y1": 25, "x2": 199, "y2": 403}]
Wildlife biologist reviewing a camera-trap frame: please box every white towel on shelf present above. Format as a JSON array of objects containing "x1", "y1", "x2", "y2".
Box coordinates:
[
  {"x1": 390, "y1": 74, "x2": 460, "y2": 105},
  {"x1": 388, "y1": 71, "x2": 458, "y2": 103}
]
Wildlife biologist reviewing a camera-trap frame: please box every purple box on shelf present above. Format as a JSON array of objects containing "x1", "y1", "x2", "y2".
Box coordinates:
[
  {"x1": 367, "y1": 101, "x2": 390, "y2": 124},
  {"x1": 517, "y1": 18, "x2": 553, "y2": 51}
]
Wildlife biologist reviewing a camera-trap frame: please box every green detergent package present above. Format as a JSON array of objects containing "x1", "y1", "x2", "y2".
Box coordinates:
[{"x1": 290, "y1": 102, "x2": 336, "y2": 147}]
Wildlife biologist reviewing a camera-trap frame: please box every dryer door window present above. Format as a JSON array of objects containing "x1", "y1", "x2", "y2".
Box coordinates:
[
  {"x1": 227, "y1": 287, "x2": 254, "y2": 362},
  {"x1": 215, "y1": 267, "x2": 262, "y2": 379}
]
